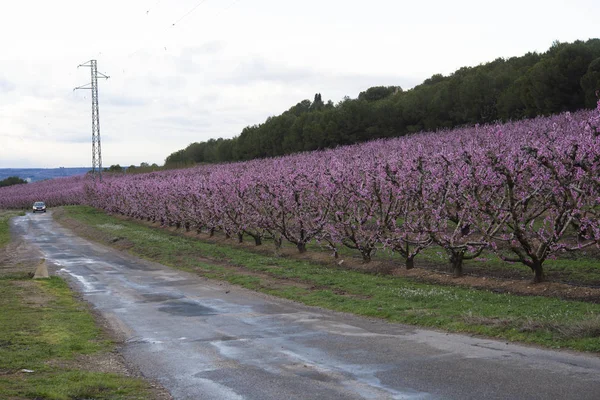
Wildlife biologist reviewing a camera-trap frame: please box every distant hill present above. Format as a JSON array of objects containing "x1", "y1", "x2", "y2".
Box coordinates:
[
  {"x1": 0, "y1": 168, "x2": 90, "y2": 183},
  {"x1": 165, "y1": 38, "x2": 600, "y2": 166}
]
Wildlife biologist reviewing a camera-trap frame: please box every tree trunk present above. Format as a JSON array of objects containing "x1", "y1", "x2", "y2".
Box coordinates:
[
  {"x1": 361, "y1": 250, "x2": 372, "y2": 263},
  {"x1": 406, "y1": 256, "x2": 415, "y2": 270},
  {"x1": 451, "y1": 252, "x2": 464, "y2": 278},
  {"x1": 253, "y1": 236, "x2": 262, "y2": 246},
  {"x1": 531, "y1": 261, "x2": 546, "y2": 283},
  {"x1": 209, "y1": 227, "x2": 215, "y2": 237},
  {"x1": 185, "y1": 222, "x2": 190, "y2": 232},
  {"x1": 237, "y1": 232, "x2": 244, "y2": 243},
  {"x1": 297, "y1": 242, "x2": 307, "y2": 253},
  {"x1": 274, "y1": 237, "x2": 282, "y2": 249}
]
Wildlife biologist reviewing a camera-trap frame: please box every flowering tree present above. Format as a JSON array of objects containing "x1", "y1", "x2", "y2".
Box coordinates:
[
  {"x1": 379, "y1": 154, "x2": 431, "y2": 269},
  {"x1": 468, "y1": 112, "x2": 600, "y2": 282},
  {"x1": 255, "y1": 158, "x2": 335, "y2": 253},
  {"x1": 322, "y1": 150, "x2": 396, "y2": 262}
]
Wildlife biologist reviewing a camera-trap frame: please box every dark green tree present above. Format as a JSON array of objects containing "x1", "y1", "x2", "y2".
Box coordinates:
[
  {"x1": 0, "y1": 176, "x2": 27, "y2": 187},
  {"x1": 581, "y1": 57, "x2": 600, "y2": 108},
  {"x1": 358, "y1": 86, "x2": 401, "y2": 102},
  {"x1": 310, "y1": 93, "x2": 324, "y2": 111},
  {"x1": 107, "y1": 164, "x2": 123, "y2": 172}
]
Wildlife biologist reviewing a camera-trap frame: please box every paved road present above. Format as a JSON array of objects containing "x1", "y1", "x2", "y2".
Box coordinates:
[{"x1": 11, "y1": 212, "x2": 600, "y2": 399}]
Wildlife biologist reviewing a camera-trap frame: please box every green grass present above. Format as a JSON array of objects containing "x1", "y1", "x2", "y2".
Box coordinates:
[
  {"x1": 0, "y1": 276, "x2": 155, "y2": 399},
  {"x1": 57, "y1": 206, "x2": 600, "y2": 353},
  {"x1": 0, "y1": 275, "x2": 156, "y2": 399},
  {"x1": 0, "y1": 211, "x2": 158, "y2": 399},
  {"x1": 0, "y1": 210, "x2": 24, "y2": 248},
  {"x1": 290, "y1": 229, "x2": 600, "y2": 285},
  {"x1": 2, "y1": 370, "x2": 149, "y2": 400},
  {"x1": 384, "y1": 241, "x2": 600, "y2": 285}
]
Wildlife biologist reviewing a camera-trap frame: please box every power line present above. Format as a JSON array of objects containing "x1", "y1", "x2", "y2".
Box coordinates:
[
  {"x1": 146, "y1": 0, "x2": 162, "y2": 14},
  {"x1": 213, "y1": 0, "x2": 243, "y2": 20},
  {"x1": 127, "y1": 0, "x2": 213, "y2": 57},
  {"x1": 171, "y1": 0, "x2": 209, "y2": 27}
]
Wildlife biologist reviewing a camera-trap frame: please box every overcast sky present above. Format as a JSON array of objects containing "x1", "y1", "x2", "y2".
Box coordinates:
[{"x1": 0, "y1": 0, "x2": 598, "y2": 168}]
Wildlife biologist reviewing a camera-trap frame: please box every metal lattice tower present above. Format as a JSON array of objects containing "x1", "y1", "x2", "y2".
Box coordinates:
[{"x1": 75, "y1": 60, "x2": 109, "y2": 180}]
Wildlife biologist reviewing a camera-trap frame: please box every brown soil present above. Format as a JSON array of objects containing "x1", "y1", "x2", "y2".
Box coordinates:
[
  {"x1": 11, "y1": 280, "x2": 51, "y2": 307},
  {"x1": 53, "y1": 210, "x2": 600, "y2": 303},
  {"x1": 0, "y1": 238, "x2": 43, "y2": 277},
  {"x1": 391, "y1": 267, "x2": 600, "y2": 303}
]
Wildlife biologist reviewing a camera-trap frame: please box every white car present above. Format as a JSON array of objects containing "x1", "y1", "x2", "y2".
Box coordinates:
[{"x1": 32, "y1": 201, "x2": 47, "y2": 213}]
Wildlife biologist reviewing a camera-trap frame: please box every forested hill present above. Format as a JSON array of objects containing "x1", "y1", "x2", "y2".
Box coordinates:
[{"x1": 165, "y1": 39, "x2": 600, "y2": 166}]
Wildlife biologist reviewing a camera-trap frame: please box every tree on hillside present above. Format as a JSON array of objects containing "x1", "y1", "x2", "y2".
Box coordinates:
[
  {"x1": 310, "y1": 93, "x2": 324, "y2": 111},
  {"x1": 581, "y1": 58, "x2": 600, "y2": 108},
  {"x1": 522, "y1": 41, "x2": 593, "y2": 115},
  {"x1": 0, "y1": 176, "x2": 27, "y2": 187},
  {"x1": 105, "y1": 164, "x2": 123, "y2": 172},
  {"x1": 358, "y1": 86, "x2": 401, "y2": 102}
]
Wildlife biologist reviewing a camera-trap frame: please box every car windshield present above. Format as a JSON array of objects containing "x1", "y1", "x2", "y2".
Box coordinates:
[{"x1": 34, "y1": 202, "x2": 45, "y2": 207}]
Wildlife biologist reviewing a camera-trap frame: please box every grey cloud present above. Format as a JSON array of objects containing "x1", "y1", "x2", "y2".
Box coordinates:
[
  {"x1": 146, "y1": 75, "x2": 187, "y2": 90},
  {"x1": 0, "y1": 77, "x2": 15, "y2": 92},
  {"x1": 185, "y1": 41, "x2": 226, "y2": 56},
  {"x1": 57, "y1": 133, "x2": 91, "y2": 144},
  {"x1": 156, "y1": 115, "x2": 213, "y2": 131},
  {"x1": 104, "y1": 94, "x2": 148, "y2": 107},
  {"x1": 18, "y1": 125, "x2": 90, "y2": 144},
  {"x1": 156, "y1": 96, "x2": 220, "y2": 115},
  {"x1": 330, "y1": 73, "x2": 421, "y2": 97},
  {"x1": 0, "y1": 155, "x2": 35, "y2": 168},
  {"x1": 175, "y1": 42, "x2": 227, "y2": 75},
  {"x1": 170, "y1": 94, "x2": 220, "y2": 109},
  {"x1": 28, "y1": 124, "x2": 90, "y2": 144},
  {"x1": 224, "y1": 57, "x2": 317, "y2": 85},
  {"x1": 219, "y1": 57, "x2": 418, "y2": 93}
]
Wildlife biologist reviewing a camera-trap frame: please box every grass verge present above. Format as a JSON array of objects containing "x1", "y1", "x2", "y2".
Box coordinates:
[
  {"x1": 0, "y1": 210, "x2": 24, "y2": 248},
  {"x1": 56, "y1": 206, "x2": 600, "y2": 353},
  {"x1": 0, "y1": 211, "x2": 164, "y2": 400}
]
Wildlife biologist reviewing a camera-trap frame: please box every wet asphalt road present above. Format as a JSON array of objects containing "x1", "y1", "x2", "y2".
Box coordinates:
[{"x1": 10, "y1": 212, "x2": 600, "y2": 399}]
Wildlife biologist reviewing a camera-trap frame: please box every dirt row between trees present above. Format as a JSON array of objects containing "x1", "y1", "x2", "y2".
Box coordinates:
[{"x1": 53, "y1": 209, "x2": 600, "y2": 304}]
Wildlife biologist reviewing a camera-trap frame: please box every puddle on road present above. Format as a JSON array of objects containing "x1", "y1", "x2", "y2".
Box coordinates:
[
  {"x1": 151, "y1": 279, "x2": 196, "y2": 287},
  {"x1": 192, "y1": 334, "x2": 238, "y2": 343},
  {"x1": 141, "y1": 292, "x2": 185, "y2": 303},
  {"x1": 52, "y1": 252, "x2": 78, "y2": 259},
  {"x1": 158, "y1": 300, "x2": 218, "y2": 316},
  {"x1": 119, "y1": 262, "x2": 157, "y2": 271},
  {"x1": 293, "y1": 368, "x2": 334, "y2": 383}
]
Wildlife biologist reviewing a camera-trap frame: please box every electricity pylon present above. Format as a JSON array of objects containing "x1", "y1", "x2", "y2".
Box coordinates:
[{"x1": 75, "y1": 60, "x2": 109, "y2": 180}]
